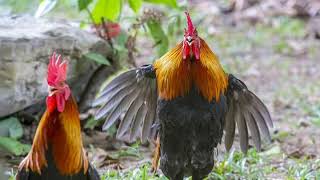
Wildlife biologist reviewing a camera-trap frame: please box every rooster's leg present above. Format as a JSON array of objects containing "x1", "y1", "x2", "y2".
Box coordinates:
[{"x1": 151, "y1": 136, "x2": 160, "y2": 173}]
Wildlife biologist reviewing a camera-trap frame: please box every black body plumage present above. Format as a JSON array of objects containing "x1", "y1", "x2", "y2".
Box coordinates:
[{"x1": 158, "y1": 87, "x2": 227, "y2": 180}]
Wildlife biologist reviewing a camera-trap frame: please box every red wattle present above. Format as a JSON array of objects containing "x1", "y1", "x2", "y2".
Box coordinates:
[
  {"x1": 46, "y1": 95, "x2": 57, "y2": 113},
  {"x1": 56, "y1": 93, "x2": 65, "y2": 113},
  {"x1": 192, "y1": 39, "x2": 200, "y2": 60},
  {"x1": 183, "y1": 42, "x2": 190, "y2": 60}
]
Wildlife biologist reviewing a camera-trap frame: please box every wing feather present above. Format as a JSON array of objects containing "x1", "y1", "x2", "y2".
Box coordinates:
[
  {"x1": 246, "y1": 112, "x2": 261, "y2": 151},
  {"x1": 102, "y1": 87, "x2": 140, "y2": 130},
  {"x1": 248, "y1": 105, "x2": 271, "y2": 141},
  {"x1": 93, "y1": 74, "x2": 136, "y2": 106},
  {"x1": 224, "y1": 74, "x2": 272, "y2": 153},
  {"x1": 98, "y1": 70, "x2": 136, "y2": 97},
  {"x1": 129, "y1": 81, "x2": 151, "y2": 140},
  {"x1": 224, "y1": 99, "x2": 236, "y2": 151},
  {"x1": 93, "y1": 65, "x2": 158, "y2": 142},
  {"x1": 250, "y1": 93, "x2": 273, "y2": 127},
  {"x1": 234, "y1": 102, "x2": 249, "y2": 153},
  {"x1": 95, "y1": 82, "x2": 137, "y2": 120},
  {"x1": 141, "y1": 81, "x2": 157, "y2": 142},
  {"x1": 130, "y1": 101, "x2": 148, "y2": 140}
]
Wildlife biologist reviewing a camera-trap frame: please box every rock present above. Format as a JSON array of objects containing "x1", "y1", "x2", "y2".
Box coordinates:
[
  {"x1": 0, "y1": 15, "x2": 116, "y2": 118},
  {"x1": 308, "y1": 17, "x2": 320, "y2": 39}
]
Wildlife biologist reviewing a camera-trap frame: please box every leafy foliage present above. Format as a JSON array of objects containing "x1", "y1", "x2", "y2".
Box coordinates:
[
  {"x1": 128, "y1": 0, "x2": 142, "y2": 13},
  {"x1": 144, "y1": 0, "x2": 178, "y2": 8},
  {"x1": 102, "y1": 164, "x2": 168, "y2": 180},
  {"x1": 30, "y1": 0, "x2": 181, "y2": 59},
  {"x1": 115, "y1": 142, "x2": 141, "y2": 158},
  {"x1": 0, "y1": 137, "x2": 31, "y2": 156},
  {"x1": 0, "y1": 117, "x2": 30, "y2": 156},
  {"x1": 147, "y1": 20, "x2": 169, "y2": 56},
  {"x1": 92, "y1": 0, "x2": 121, "y2": 23},
  {"x1": 0, "y1": 117, "x2": 23, "y2": 139},
  {"x1": 78, "y1": 0, "x2": 92, "y2": 11}
]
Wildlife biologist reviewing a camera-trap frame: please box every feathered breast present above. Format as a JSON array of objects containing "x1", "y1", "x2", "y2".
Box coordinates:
[
  {"x1": 19, "y1": 97, "x2": 88, "y2": 175},
  {"x1": 153, "y1": 38, "x2": 228, "y2": 102}
]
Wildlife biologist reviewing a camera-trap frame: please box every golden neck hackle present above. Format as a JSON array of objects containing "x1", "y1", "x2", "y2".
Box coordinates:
[
  {"x1": 153, "y1": 38, "x2": 228, "y2": 102},
  {"x1": 19, "y1": 97, "x2": 88, "y2": 175}
]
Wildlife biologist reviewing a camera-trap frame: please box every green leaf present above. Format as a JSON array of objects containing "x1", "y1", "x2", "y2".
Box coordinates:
[
  {"x1": 78, "y1": 0, "x2": 92, "y2": 11},
  {"x1": 84, "y1": 52, "x2": 111, "y2": 65},
  {"x1": 34, "y1": 0, "x2": 58, "y2": 18},
  {"x1": 167, "y1": 13, "x2": 182, "y2": 36},
  {"x1": 143, "y1": 0, "x2": 178, "y2": 8},
  {"x1": 128, "y1": 0, "x2": 142, "y2": 13},
  {"x1": 84, "y1": 117, "x2": 101, "y2": 130},
  {"x1": 92, "y1": 0, "x2": 121, "y2": 23},
  {"x1": 147, "y1": 20, "x2": 169, "y2": 57},
  {"x1": 0, "y1": 137, "x2": 31, "y2": 156},
  {"x1": 167, "y1": 16, "x2": 179, "y2": 37},
  {"x1": 0, "y1": 117, "x2": 23, "y2": 139},
  {"x1": 114, "y1": 31, "x2": 128, "y2": 51}
]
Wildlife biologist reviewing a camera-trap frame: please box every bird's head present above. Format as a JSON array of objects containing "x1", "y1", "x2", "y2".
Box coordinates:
[
  {"x1": 46, "y1": 52, "x2": 71, "y2": 113},
  {"x1": 183, "y1": 12, "x2": 200, "y2": 61}
]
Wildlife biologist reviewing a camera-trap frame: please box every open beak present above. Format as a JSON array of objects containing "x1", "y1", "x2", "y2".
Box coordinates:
[
  {"x1": 48, "y1": 86, "x2": 58, "y2": 96},
  {"x1": 186, "y1": 36, "x2": 193, "y2": 46}
]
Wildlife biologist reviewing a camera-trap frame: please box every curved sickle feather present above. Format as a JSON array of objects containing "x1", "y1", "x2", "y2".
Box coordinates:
[
  {"x1": 224, "y1": 74, "x2": 273, "y2": 153},
  {"x1": 93, "y1": 65, "x2": 158, "y2": 143}
]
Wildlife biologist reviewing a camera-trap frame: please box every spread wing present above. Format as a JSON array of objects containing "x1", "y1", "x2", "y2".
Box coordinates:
[
  {"x1": 224, "y1": 74, "x2": 273, "y2": 153},
  {"x1": 93, "y1": 65, "x2": 158, "y2": 142}
]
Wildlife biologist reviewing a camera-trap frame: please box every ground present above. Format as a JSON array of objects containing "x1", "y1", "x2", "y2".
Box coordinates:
[{"x1": 6, "y1": 0, "x2": 320, "y2": 179}]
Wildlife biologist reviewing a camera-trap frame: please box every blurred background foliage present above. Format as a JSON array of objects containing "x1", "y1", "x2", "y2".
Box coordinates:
[{"x1": 0, "y1": 0, "x2": 184, "y2": 61}]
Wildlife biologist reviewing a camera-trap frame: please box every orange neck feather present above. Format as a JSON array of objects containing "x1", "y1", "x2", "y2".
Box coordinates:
[
  {"x1": 153, "y1": 38, "x2": 228, "y2": 102},
  {"x1": 19, "y1": 97, "x2": 88, "y2": 175}
]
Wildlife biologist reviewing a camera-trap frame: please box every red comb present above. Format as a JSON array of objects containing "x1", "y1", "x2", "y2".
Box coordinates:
[
  {"x1": 47, "y1": 52, "x2": 68, "y2": 86},
  {"x1": 185, "y1": 12, "x2": 194, "y2": 34}
]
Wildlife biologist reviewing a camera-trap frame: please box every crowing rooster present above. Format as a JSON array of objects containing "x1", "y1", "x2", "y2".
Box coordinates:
[
  {"x1": 16, "y1": 53, "x2": 99, "y2": 180},
  {"x1": 94, "y1": 12, "x2": 272, "y2": 180}
]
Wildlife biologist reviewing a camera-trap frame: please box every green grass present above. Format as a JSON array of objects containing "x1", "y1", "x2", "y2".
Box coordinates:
[
  {"x1": 209, "y1": 149, "x2": 274, "y2": 180},
  {"x1": 114, "y1": 142, "x2": 142, "y2": 159},
  {"x1": 286, "y1": 158, "x2": 320, "y2": 180},
  {"x1": 101, "y1": 164, "x2": 168, "y2": 180},
  {"x1": 101, "y1": 149, "x2": 275, "y2": 180},
  {"x1": 101, "y1": 147, "x2": 319, "y2": 180}
]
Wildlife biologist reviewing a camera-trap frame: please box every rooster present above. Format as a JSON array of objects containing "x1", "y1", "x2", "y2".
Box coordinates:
[
  {"x1": 93, "y1": 12, "x2": 272, "y2": 180},
  {"x1": 16, "y1": 53, "x2": 100, "y2": 180}
]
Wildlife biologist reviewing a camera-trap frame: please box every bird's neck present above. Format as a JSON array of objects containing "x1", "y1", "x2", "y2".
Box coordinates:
[
  {"x1": 154, "y1": 39, "x2": 228, "y2": 102},
  {"x1": 49, "y1": 97, "x2": 88, "y2": 175},
  {"x1": 19, "y1": 97, "x2": 88, "y2": 175}
]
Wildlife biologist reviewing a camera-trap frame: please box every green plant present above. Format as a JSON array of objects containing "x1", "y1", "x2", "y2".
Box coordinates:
[
  {"x1": 209, "y1": 149, "x2": 276, "y2": 179},
  {"x1": 0, "y1": 117, "x2": 31, "y2": 156},
  {"x1": 34, "y1": 0, "x2": 182, "y2": 59},
  {"x1": 101, "y1": 163, "x2": 168, "y2": 180}
]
